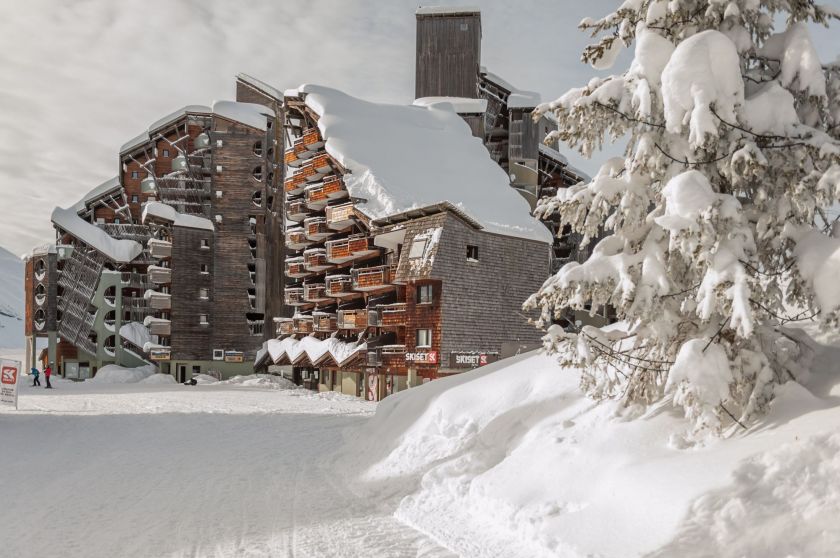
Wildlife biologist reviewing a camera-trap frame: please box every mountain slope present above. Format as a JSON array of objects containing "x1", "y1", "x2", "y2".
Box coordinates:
[{"x1": 0, "y1": 245, "x2": 24, "y2": 349}]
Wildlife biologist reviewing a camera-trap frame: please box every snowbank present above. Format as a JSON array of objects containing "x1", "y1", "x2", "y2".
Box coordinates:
[
  {"x1": 296, "y1": 84, "x2": 551, "y2": 243},
  {"x1": 139, "y1": 373, "x2": 177, "y2": 385},
  {"x1": 89, "y1": 364, "x2": 157, "y2": 384},
  {"x1": 338, "y1": 335, "x2": 840, "y2": 557},
  {"x1": 219, "y1": 374, "x2": 299, "y2": 390}
]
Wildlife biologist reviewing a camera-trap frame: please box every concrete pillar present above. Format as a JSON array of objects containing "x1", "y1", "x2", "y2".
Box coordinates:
[
  {"x1": 47, "y1": 331, "x2": 57, "y2": 370},
  {"x1": 407, "y1": 367, "x2": 419, "y2": 388},
  {"x1": 24, "y1": 336, "x2": 34, "y2": 371}
]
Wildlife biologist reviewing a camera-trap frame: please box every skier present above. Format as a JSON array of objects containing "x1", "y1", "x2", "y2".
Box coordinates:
[
  {"x1": 31, "y1": 366, "x2": 40, "y2": 387},
  {"x1": 44, "y1": 364, "x2": 53, "y2": 389}
]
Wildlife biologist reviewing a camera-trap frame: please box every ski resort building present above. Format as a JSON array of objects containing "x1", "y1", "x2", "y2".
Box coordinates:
[{"x1": 22, "y1": 103, "x2": 277, "y2": 380}]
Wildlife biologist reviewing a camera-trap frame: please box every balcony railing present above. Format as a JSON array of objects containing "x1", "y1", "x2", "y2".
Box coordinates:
[
  {"x1": 146, "y1": 318, "x2": 171, "y2": 336},
  {"x1": 367, "y1": 345, "x2": 406, "y2": 367},
  {"x1": 284, "y1": 287, "x2": 306, "y2": 306},
  {"x1": 302, "y1": 128, "x2": 325, "y2": 151},
  {"x1": 286, "y1": 199, "x2": 311, "y2": 223},
  {"x1": 313, "y1": 312, "x2": 337, "y2": 333},
  {"x1": 145, "y1": 291, "x2": 171, "y2": 310},
  {"x1": 284, "y1": 138, "x2": 308, "y2": 168},
  {"x1": 147, "y1": 239, "x2": 172, "y2": 259},
  {"x1": 337, "y1": 308, "x2": 368, "y2": 330},
  {"x1": 325, "y1": 274, "x2": 354, "y2": 297},
  {"x1": 284, "y1": 172, "x2": 307, "y2": 195},
  {"x1": 147, "y1": 266, "x2": 171, "y2": 284},
  {"x1": 351, "y1": 265, "x2": 397, "y2": 292},
  {"x1": 285, "y1": 257, "x2": 310, "y2": 279},
  {"x1": 325, "y1": 203, "x2": 356, "y2": 230},
  {"x1": 303, "y1": 282, "x2": 329, "y2": 303},
  {"x1": 276, "y1": 317, "x2": 294, "y2": 336},
  {"x1": 293, "y1": 314, "x2": 314, "y2": 334},
  {"x1": 304, "y1": 217, "x2": 331, "y2": 241},
  {"x1": 371, "y1": 303, "x2": 407, "y2": 328},
  {"x1": 303, "y1": 248, "x2": 331, "y2": 272},
  {"x1": 286, "y1": 227, "x2": 312, "y2": 250}
]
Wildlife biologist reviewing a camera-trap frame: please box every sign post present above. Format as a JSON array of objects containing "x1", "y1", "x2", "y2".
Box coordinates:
[{"x1": 0, "y1": 359, "x2": 22, "y2": 410}]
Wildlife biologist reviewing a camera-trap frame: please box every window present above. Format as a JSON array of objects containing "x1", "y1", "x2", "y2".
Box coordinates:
[
  {"x1": 213, "y1": 349, "x2": 224, "y2": 361},
  {"x1": 199, "y1": 314, "x2": 209, "y2": 325},
  {"x1": 417, "y1": 284, "x2": 433, "y2": 304},
  {"x1": 467, "y1": 244, "x2": 479, "y2": 261},
  {"x1": 199, "y1": 288, "x2": 209, "y2": 300},
  {"x1": 408, "y1": 238, "x2": 427, "y2": 259},
  {"x1": 416, "y1": 328, "x2": 432, "y2": 348},
  {"x1": 200, "y1": 239, "x2": 210, "y2": 249},
  {"x1": 131, "y1": 195, "x2": 139, "y2": 203},
  {"x1": 200, "y1": 264, "x2": 209, "y2": 274},
  {"x1": 114, "y1": 218, "x2": 121, "y2": 224},
  {"x1": 162, "y1": 149, "x2": 170, "y2": 157},
  {"x1": 131, "y1": 171, "x2": 139, "y2": 179}
]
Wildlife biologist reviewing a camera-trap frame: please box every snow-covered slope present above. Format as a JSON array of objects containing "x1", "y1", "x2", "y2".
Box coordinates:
[
  {"x1": 337, "y1": 325, "x2": 840, "y2": 557},
  {"x1": 0, "y1": 245, "x2": 24, "y2": 350}
]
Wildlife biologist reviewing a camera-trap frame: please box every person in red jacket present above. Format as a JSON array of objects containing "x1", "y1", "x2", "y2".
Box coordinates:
[{"x1": 44, "y1": 364, "x2": 53, "y2": 389}]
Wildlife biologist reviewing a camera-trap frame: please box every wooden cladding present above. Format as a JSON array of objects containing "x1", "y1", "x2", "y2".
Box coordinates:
[
  {"x1": 376, "y1": 303, "x2": 408, "y2": 327},
  {"x1": 314, "y1": 313, "x2": 338, "y2": 333},
  {"x1": 293, "y1": 314, "x2": 314, "y2": 334},
  {"x1": 284, "y1": 172, "x2": 307, "y2": 194},
  {"x1": 352, "y1": 265, "x2": 396, "y2": 292},
  {"x1": 286, "y1": 199, "x2": 310, "y2": 222},
  {"x1": 303, "y1": 248, "x2": 331, "y2": 272},
  {"x1": 277, "y1": 318, "x2": 294, "y2": 336},
  {"x1": 337, "y1": 308, "x2": 368, "y2": 330},
  {"x1": 285, "y1": 257, "x2": 310, "y2": 279},
  {"x1": 285, "y1": 287, "x2": 305, "y2": 306},
  {"x1": 304, "y1": 217, "x2": 331, "y2": 241},
  {"x1": 303, "y1": 282, "x2": 329, "y2": 303},
  {"x1": 325, "y1": 274, "x2": 354, "y2": 297},
  {"x1": 326, "y1": 203, "x2": 356, "y2": 229},
  {"x1": 286, "y1": 228, "x2": 311, "y2": 250},
  {"x1": 302, "y1": 128, "x2": 324, "y2": 150}
]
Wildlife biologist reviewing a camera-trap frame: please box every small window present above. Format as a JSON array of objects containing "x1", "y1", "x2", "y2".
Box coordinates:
[
  {"x1": 200, "y1": 239, "x2": 210, "y2": 249},
  {"x1": 213, "y1": 349, "x2": 224, "y2": 361},
  {"x1": 200, "y1": 264, "x2": 209, "y2": 274},
  {"x1": 408, "y1": 238, "x2": 427, "y2": 259},
  {"x1": 253, "y1": 141, "x2": 263, "y2": 157},
  {"x1": 131, "y1": 171, "x2": 139, "y2": 179},
  {"x1": 162, "y1": 149, "x2": 170, "y2": 157},
  {"x1": 199, "y1": 314, "x2": 209, "y2": 325},
  {"x1": 417, "y1": 284, "x2": 433, "y2": 304},
  {"x1": 467, "y1": 245, "x2": 479, "y2": 261},
  {"x1": 252, "y1": 165, "x2": 263, "y2": 181},
  {"x1": 416, "y1": 328, "x2": 432, "y2": 348},
  {"x1": 131, "y1": 195, "x2": 139, "y2": 203},
  {"x1": 199, "y1": 288, "x2": 209, "y2": 300},
  {"x1": 114, "y1": 218, "x2": 121, "y2": 224},
  {"x1": 96, "y1": 217, "x2": 105, "y2": 224}
]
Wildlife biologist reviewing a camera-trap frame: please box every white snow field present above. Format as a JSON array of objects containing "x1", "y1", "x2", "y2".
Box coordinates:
[
  {"x1": 0, "y1": 245, "x2": 24, "y2": 351},
  {"x1": 0, "y1": 378, "x2": 455, "y2": 558}
]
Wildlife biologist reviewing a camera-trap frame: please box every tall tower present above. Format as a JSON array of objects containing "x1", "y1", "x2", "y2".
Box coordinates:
[{"x1": 415, "y1": 7, "x2": 482, "y2": 99}]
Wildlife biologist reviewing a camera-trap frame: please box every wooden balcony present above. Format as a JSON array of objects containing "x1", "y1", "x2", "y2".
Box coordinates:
[
  {"x1": 303, "y1": 282, "x2": 330, "y2": 303},
  {"x1": 310, "y1": 153, "x2": 332, "y2": 173},
  {"x1": 286, "y1": 227, "x2": 312, "y2": 250},
  {"x1": 276, "y1": 317, "x2": 294, "y2": 336},
  {"x1": 325, "y1": 235, "x2": 379, "y2": 264},
  {"x1": 145, "y1": 291, "x2": 171, "y2": 310},
  {"x1": 146, "y1": 318, "x2": 171, "y2": 337},
  {"x1": 297, "y1": 161, "x2": 321, "y2": 183},
  {"x1": 348, "y1": 235, "x2": 379, "y2": 258},
  {"x1": 285, "y1": 287, "x2": 306, "y2": 306},
  {"x1": 285, "y1": 257, "x2": 311, "y2": 279},
  {"x1": 313, "y1": 312, "x2": 337, "y2": 333},
  {"x1": 304, "y1": 217, "x2": 332, "y2": 241},
  {"x1": 293, "y1": 314, "x2": 314, "y2": 334},
  {"x1": 148, "y1": 239, "x2": 172, "y2": 259},
  {"x1": 303, "y1": 248, "x2": 332, "y2": 272},
  {"x1": 306, "y1": 176, "x2": 347, "y2": 210},
  {"x1": 351, "y1": 265, "x2": 396, "y2": 292},
  {"x1": 286, "y1": 199, "x2": 311, "y2": 223},
  {"x1": 337, "y1": 308, "x2": 368, "y2": 330},
  {"x1": 284, "y1": 172, "x2": 307, "y2": 196},
  {"x1": 367, "y1": 345, "x2": 406, "y2": 368},
  {"x1": 326, "y1": 203, "x2": 356, "y2": 230},
  {"x1": 302, "y1": 127, "x2": 325, "y2": 151},
  {"x1": 371, "y1": 303, "x2": 407, "y2": 328},
  {"x1": 284, "y1": 138, "x2": 309, "y2": 168},
  {"x1": 325, "y1": 274, "x2": 355, "y2": 297},
  {"x1": 147, "y1": 265, "x2": 171, "y2": 284}
]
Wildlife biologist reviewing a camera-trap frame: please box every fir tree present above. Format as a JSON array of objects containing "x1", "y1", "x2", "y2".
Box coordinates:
[{"x1": 526, "y1": 0, "x2": 840, "y2": 432}]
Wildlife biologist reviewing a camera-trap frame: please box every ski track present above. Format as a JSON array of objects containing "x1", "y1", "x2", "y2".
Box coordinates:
[{"x1": 0, "y1": 383, "x2": 455, "y2": 558}]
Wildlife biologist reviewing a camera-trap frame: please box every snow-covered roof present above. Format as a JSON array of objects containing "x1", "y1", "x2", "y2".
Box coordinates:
[
  {"x1": 79, "y1": 176, "x2": 122, "y2": 210},
  {"x1": 28, "y1": 243, "x2": 56, "y2": 258},
  {"x1": 211, "y1": 100, "x2": 275, "y2": 131},
  {"x1": 148, "y1": 105, "x2": 212, "y2": 134},
  {"x1": 142, "y1": 202, "x2": 214, "y2": 231},
  {"x1": 119, "y1": 131, "x2": 151, "y2": 156},
  {"x1": 413, "y1": 97, "x2": 487, "y2": 114},
  {"x1": 267, "y1": 335, "x2": 366, "y2": 367},
  {"x1": 51, "y1": 207, "x2": 142, "y2": 263},
  {"x1": 236, "y1": 73, "x2": 284, "y2": 101},
  {"x1": 416, "y1": 6, "x2": 480, "y2": 15},
  {"x1": 298, "y1": 84, "x2": 551, "y2": 243},
  {"x1": 538, "y1": 144, "x2": 591, "y2": 182},
  {"x1": 481, "y1": 69, "x2": 542, "y2": 107}
]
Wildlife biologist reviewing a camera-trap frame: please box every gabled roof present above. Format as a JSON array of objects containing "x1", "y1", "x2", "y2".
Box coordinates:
[
  {"x1": 76, "y1": 176, "x2": 122, "y2": 212},
  {"x1": 236, "y1": 73, "x2": 284, "y2": 102}
]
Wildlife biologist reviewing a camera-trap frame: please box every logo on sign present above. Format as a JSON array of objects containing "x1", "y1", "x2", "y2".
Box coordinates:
[
  {"x1": 1, "y1": 366, "x2": 17, "y2": 385},
  {"x1": 405, "y1": 351, "x2": 438, "y2": 364}
]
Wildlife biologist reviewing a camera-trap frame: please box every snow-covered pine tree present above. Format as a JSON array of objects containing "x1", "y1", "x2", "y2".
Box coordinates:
[{"x1": 525, "y1": 0, "x2": 840, "y2": 432}]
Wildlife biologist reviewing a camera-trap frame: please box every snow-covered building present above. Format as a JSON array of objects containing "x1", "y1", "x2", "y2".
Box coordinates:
[
  {"x1": 255, "y1": 84, "x2": 552, "y2": 398},
  {"x1": 23, "y1": 102, "x2": 277, "y2": 380}
]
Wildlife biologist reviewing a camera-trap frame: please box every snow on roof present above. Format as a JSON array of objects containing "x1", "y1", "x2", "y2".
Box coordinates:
[
  {"x1": 415, "y1": 6, "x2": 480, "y2": 15},
  {"x1": 211, "y1": 100, "x2": 275, "y2": 131},
  {"x1": 51, "y1": 206, "x2": 142, "y2": 263},
  {"x1": 267, "y1": 335, "x2": 366, "y2": 367},
  {"x1": 148, "y1": 105, "x2": 212, "y2": 134},
  {"x1": 481, "y1": 70, "x2": 542, "y2": 107},
  {"x1": 413, "y1": 97, "x2": 487, "y2": 114},
  {"x1": 298, "y1": 84, "x2": 551, "y2": 243},
  {"x1": 28, "y1": 243, "x2": 56, "y2": 258},
  {"x1": 80, "y1": 176, "x2": 121, "y2": 208},
  {"x1": 538, "y1": 144, "x2": 591, "y2": 181},
  {"x1": 142, "y1": 201, "x2": 214, "y2": 231},
  {"x1": 236, "y1": 73, "x2": 284, "y2": 101},
  {"x1": 119, "y1": 131, "x2": 151, "y2": 155}
]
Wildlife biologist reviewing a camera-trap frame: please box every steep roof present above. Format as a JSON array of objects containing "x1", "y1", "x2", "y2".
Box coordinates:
[
  {"x1": 297, "y1": 84, "x2": 551, "y2": 243},
  {"x1": 51, "y1": 207, "x2": 142, "y2": 263}
]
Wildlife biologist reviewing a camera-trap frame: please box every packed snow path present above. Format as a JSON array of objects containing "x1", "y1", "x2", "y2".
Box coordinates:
[{"x1": 0, "y1": 381, "x2": 455, "y2": 558}]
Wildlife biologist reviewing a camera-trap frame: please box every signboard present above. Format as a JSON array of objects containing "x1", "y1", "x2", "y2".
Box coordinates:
[
  {"x1": 448, "y1": 352, "x2": 500, "y2": 369},
  {"x1": 149, "y1": 348, "x2": 171, "y2": 361},
  {"x1": 1, "y1": 359, "x2": 21, "y2": 410},
  {"x1": 405, "y1": 351, "x2": 438, "y2": 365},
  {"x1": 224, "y1": 351, "x2": 244, "y2": 363}
]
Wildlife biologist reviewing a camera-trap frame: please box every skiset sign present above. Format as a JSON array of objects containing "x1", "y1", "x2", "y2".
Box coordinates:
[
  {"x1": 0, "y1": 359, "x2": 21, "y2": 410},
  {"x1": 405, "y1": 351, "x2": 438, "y2": 364}
]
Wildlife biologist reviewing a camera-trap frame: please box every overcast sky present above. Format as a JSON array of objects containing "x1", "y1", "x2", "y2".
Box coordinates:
[{"x1": 0, "y1": 0, "x2": 838, "y2": 255}]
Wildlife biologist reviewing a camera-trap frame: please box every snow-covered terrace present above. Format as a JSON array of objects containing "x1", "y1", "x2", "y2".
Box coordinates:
[
  {"x1": 51, "y1": 206, "x2": 142, "y2": 263},
  {"x1": 266, "y1": 335, "x2": 367, "y2": 368},
  {"x1": 141, "y1": 201, "x2": 214, "y2": 231},
  {"x1": 290, "y1": 84, "x2": 552, "y2": 243}
]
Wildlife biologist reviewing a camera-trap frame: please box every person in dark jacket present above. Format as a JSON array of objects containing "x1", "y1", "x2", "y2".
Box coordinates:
[
  {"x1": 44, "y1": 364, "x2": 53, "y2": 389},
  {"x1": 31, "y1": 367, "x2": 40, "y2": 387}
]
